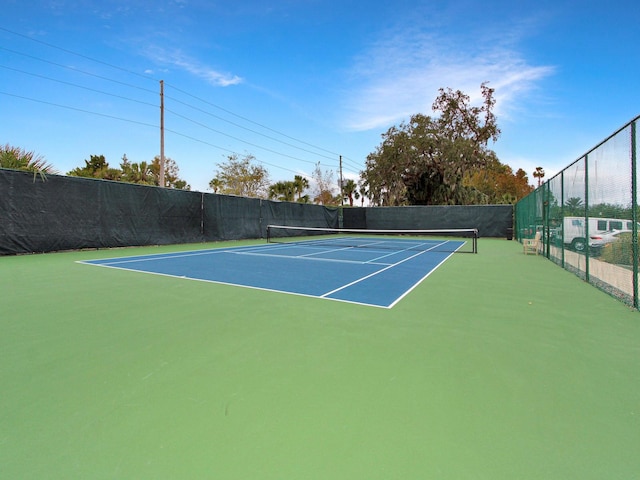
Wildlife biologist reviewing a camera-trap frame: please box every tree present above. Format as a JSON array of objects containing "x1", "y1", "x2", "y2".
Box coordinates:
[
  {"x1": 361, "y1": 83, "x2": 500, "y2": 205},
  {"x1": 533, "y1": 167, "x2": 545, "y2": 187},
  {"x1": 268, "y1": 181, "x2": 296, "y2": 202},
  {"x1": 293, "y1": 175, "x2": 310, "y2": 202},
  {"x1": 209, "y1": 177, "x2": 223, "y2": 193},
  {"x1": 0, "y1": 144, "x2": 56, "y2": 179},
  {"x1": 124, "y1": 160, "x2": 154, "y2": 185},
  {"x1": 150, "y1": 156, "x2": 190, "y2": 190},
  {"x1": 464, "y1": 155, "x2": 533, "y2": 204},
  {"x1": 342, "y1": 179, "x2": 360, "y2": 206},
  {"x1": 212, "y1": 153, "x2": 270, "y2": 198},
  {"x1": 119, "y1": 154, "x2": 131, "y2": 174},
  {"x1": 311, "y1": 162, "x2": 338, "y2": 205},
  {"x1": 359, "y1": 184, "x2": 368, "y2": 206},
  {"x1": 68, "y1": 153, "x2": 189, "y2": 189},
  {"x1": 268, "y1": 176, "x2": 311, "y2": 202},
  {"x1": 68, "y1": 154, "x2": 122, "y2": 180},
  {"x1": 588, "y1": 203, "x2": 631, "y2": 219},
  {"x1": 564, "y1": 197, "x2": 584, "y2": 215}
]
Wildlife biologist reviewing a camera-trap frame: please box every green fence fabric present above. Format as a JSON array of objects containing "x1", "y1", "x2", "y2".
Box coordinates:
[
  {"x1": 343, "y1": 204, "x2": 513, "y2": 237},
  {"x1": 0, "y1": 169, "x2": 339, "y2": 255},
  {"x1": 202, "y1": 194, "x2": 263, "y2": 241},
  {"x1": 515, "y1": 114, "x2": 640, "y2": 309},
  {"x1": 2, "y1": 167, "x2": 513, "y2": 255},
  {"x1": 261, "y1": 199, "x2": 339, "y2": 233},
  {"x1": 0, "y1": 171, "x2": 204, "y2": 253}
]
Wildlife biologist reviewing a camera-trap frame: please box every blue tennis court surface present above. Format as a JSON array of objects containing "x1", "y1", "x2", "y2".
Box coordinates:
[{"x1": 79, "y1": 238, "x2": 466, "y2": 308}]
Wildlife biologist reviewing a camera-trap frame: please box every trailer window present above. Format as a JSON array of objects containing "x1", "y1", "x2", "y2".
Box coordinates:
[{"x1": 609, "y1": 220, "x2": 623, "y2": 230}]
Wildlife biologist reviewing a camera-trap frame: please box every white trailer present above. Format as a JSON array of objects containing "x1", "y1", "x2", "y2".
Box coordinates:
[{"x1": 557, "y1": 216, "x2": 636, "y2": 251}]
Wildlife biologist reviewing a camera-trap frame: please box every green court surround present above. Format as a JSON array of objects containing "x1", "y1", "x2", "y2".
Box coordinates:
[{"x1": 2, "y1": 238, "x2": 639, "y2": 479}]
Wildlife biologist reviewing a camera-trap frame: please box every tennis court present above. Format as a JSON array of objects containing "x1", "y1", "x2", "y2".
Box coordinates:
[
  {"x1": 2, "y1": 238, "x2": 639, "y2": 479},
  {"x1": 78, "y1": 227, "x2": 476, "y2": 308}
]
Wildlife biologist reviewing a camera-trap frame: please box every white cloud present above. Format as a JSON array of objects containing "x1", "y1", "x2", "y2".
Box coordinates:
[
  {"x1": 143, "y1": 46, "x2": 242, "y2": 87},
  {"x1": 342, "y1": 28, "x2": 554, "y2": 131}
]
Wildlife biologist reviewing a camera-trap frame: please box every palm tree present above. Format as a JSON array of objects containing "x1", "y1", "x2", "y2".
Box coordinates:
[
  {"x1": 533, "y1": 167, "x2": 545, "y2": 187},
  {"x1": 0, "y1": 144, "x2": 57, "y2": 179},
  {"x1": 269, "y1": 181, "x2": 296, "y2": 202},
  {"x1": 359, "y1": 184, "x2": 368, "y2": 206},
  {"x1": 293, "y1": 175, "x2": 309, "y2": 201},
  {"x1": 342, "y1": 179, "x2": 359, "y2": 206},
  {"x1": 564, "y1": 197, "x2": 584, "y2": 215},
  {"x1": 126, "y1": 161, "x2": 154, "y2": 185},
  {"x1": 209, "y1": 177, "x2": 223, "y2": 193}
]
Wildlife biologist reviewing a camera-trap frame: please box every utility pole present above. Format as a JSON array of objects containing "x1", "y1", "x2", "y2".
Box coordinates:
[
  {"x1": 339, "y1": 155, "x2": 344, "y2": 206},
  {"x1": 159, "y1": 80, "x2": 165, "y2": 188}
]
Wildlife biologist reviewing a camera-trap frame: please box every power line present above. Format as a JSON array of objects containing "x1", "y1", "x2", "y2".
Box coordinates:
[
  {"x1": 0, "y1": 64, "x2": 157, "y2": 109},
  {"x1": 0, "y1": 27, "x2": 363, "y2": 185},
  {"x1": 164, "y1": 128, "x2": 312, "y2": 177},
  {"x1": 342, "y1": 157, "x2": 363, "y2": 172},
  {"x1": 165, "y1": 107, "x2": 335, "y2": 168},
  {"x1": 165, "y1": 82, "x2": 345, "y2": 159},
  {"x1": 1, "y1": 42, "x2": 348, "y2": 171},
  {"x1": 1, "y1": 62, "x2": 330, "y2": 169},
  {"x1": 0, "y1": 29, "x2": 346, "y2": 164},
  {"x1": 0, "y1": 90, "x2": 323, "y2": 179},
  {"x1": 0, "y1": 46, "x2": 157, "y2": 95},
  {"x1": 0, "y1": 91, "x2": 158, "y2": 128},
  {"x1": 0, "y1": 26, "x2": 156, "y2": 82},
  {"x1": 165, "y1": 92, "x2": 339, "y2": 163}
]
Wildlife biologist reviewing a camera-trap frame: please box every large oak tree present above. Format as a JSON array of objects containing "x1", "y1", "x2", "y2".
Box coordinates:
[{"x1": 362, "y1": 84, "x2": 509, "y2": 205}]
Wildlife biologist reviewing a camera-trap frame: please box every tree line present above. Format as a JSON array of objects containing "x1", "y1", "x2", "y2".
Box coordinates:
[
  {"x1": 67, "y1": 154, "x2": 190, "y2": 190},
  {"x1": 208, "y1": 84, "x2": 535, "y2": 206},
  {"x1": 0, "y1": 145, "x2": 191, "y2": 190},
  {"x1": 207, "y1": 153, "x2": 341, "y2": 205},
  {"x1": 2, "y1": 83, "x2": 540, "y2": 206}
]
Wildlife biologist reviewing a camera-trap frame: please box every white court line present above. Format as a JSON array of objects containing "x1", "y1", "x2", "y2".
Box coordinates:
[
  {"x1": 80, "y1": 260, "x2": 393, "y2": 309},
  {"x1": 230, "y1": 240, "x2": 451, "y2": 266},
  {"x1": 364, "y1": 240, "x2": 449, "y2": 263},
  {"x1": 255, "y1": 238, "x2": 453, "y2": 264},
  {"x1": 229, "y1": 250, "x2": 392, "y2": 266},
  {"x1": 387, "y1": 246, "x2": 463, "y2": 308},
  {"x1": 77, "y1": 243, "x2": 283, "y2": 266},
  {"x1": 239, "y1": 242, "x2": 367, "y2": 259},
  {"x1": 323, "y1": 241, "x2": 463, "y2": 302},
  {"x1": 298, "y1": 245, "x2": 363, "y2": 258},
  {"x1": 320, "y1": 246, "x2": 437, "y2": 298},
  {"x1": 79, "y1": 250, "x2": 225, "y2": 266}
]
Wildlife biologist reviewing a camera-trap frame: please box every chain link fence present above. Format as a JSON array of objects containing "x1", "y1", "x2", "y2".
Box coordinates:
[{"x1": 515, "y1": 115, "x2": 639, "y2": 309}]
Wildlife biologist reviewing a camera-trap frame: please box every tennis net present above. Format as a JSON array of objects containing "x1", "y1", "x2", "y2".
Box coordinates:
[{"x1": 266, "y1": 225, "x2": 478, "y2": 253}]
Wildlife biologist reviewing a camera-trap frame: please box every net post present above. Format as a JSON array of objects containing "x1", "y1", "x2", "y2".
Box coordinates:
[{"x1": 631, "y1": 120, "x2": 638, "y2": 309}]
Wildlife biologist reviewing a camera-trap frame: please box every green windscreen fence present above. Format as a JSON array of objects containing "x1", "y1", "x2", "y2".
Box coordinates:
[
  {"x1": 0, "y1": 170, "x2": 339, "y2": 255},
  {"x1": 515, "y1": 115, "x2": 639, "y2": 309},
  {"x1": 343, "y1": 204, "x2": 512, "y2": 238}
]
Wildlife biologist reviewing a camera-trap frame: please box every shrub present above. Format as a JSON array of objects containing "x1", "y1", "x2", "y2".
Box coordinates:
[{"x1": 599, "y1": 232, "x2": 637, "y2": 265}]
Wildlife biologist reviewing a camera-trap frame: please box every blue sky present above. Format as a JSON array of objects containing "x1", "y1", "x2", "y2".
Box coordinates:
[{"x1": 1, "y1": 0, "x2": 639, "y2": 194}]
